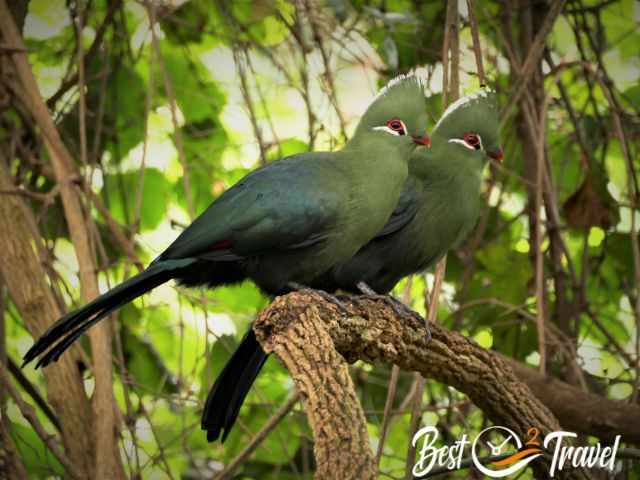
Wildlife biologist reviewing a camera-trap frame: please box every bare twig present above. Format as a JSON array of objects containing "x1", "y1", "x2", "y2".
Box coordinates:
[
  {"x1": 216, "y1": 392, "x2": 301, "y2": 479},
  {"x1": 146, "y1": 1, "x2": 195, "y2": 219},
  {"x1": 406, "y1": 2, "x2": 459, "y2": 477},
  {"x1": 466, "y1": 0, "x2": 486, "y2": 85},
  {"x1": 0, "y1": 5, "x2": 125, "y2": 477},
  {"x1": 375, "y1": 364, "x2": 400, "y2": 466},
  {"x1": 7, "y1": 357, "x2": 61, "y2": 430},
  {"x1": 47, "y1": 0, "x2": 122, "y2": 108},
  {"x1": 0, "y1": 368, "x2": 82, "y2": 479},
  {"x1": 534, "y1": 87, "x2": 550, "y2": 376},
  {"x1": 375, "y1": 278, "x2": 412, "y2": 468},
  {"x1": 234, "y1": 48, "x2": 268, "y2": 166},
  {"x1": 500, "y1": 0, "x2": 568, "y2": 126},
  {"x1": 304, "y1": 0, "x2": 348, "y2": 142}
]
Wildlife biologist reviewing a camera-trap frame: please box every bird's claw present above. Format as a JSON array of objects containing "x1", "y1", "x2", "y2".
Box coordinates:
[
  {"x1": 354, "y1": 282, "x2": 431, "y2": 342},
  {"x1": 287, "y1": 282, "x2": 351, "y2": 315}
]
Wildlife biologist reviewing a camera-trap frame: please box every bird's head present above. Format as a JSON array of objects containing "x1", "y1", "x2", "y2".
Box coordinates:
[
  {"x1": 430, "y1": 89, "x2": 503, "y2": 166},
  {"x1": 349, "y1": 73, "x2": 430, "y2": 151}
]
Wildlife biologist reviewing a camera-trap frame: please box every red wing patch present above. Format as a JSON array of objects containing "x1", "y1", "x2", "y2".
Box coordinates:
[{"x1": 210, "y1": 239, "x2": 233, "y2": 250}]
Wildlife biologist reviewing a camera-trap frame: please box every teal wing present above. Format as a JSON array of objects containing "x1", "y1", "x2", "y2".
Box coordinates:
[
  {"x1": 158, "y1": 154, "x2": 344, "y2": 262},
  {"x1": 371, "y1": 181, "x2": 419, "y2": 239}
]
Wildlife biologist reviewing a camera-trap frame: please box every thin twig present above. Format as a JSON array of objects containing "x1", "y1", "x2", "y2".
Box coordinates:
[
  {"x1": 146, "y1": 1, "x2": 195, "y2": 219},
  {"x1": 376, "y1": 278, "x2": 412, "y2": 467},
  {"x1": 7, "y1": 357, "x2": 61, "y2": 430},
  {"x1": 375, "y1": 364, "x2": 400, "y2": 465},
  {"x1": 500, "y1": 0, "x2": 568, "y2": 127},
  {"x1": 234, "y1": 48, "x2": 268, "y2": 166},
  {"x1": 216, "y1": 391, "x2": 301, "y2": 479},
  {"x1": 466, "y1": 0, "x2": 486, "y2": 85},
  {"x1": 406, "y1": 2, "x2": 459, "y2": 477},
  {"x1": 534, "y1": 88, "x2": 549, "y2": 376},
  {"x1": 47, "y1": 0, "x2": 122, "y2": 108},
  {"x1": 0, "y1": 368, "x2": 82, "y2": 480},
  {"x1": 304, "y1": 0, "x2": 348, "y2": 142}
]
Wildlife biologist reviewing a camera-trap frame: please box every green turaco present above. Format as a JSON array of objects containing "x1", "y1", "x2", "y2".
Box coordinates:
[
  {"x1": 203, "y1": 90, "x2": 502, "y2": 443},
  {"x1": 22, "y1": 73, "x2": 430, "y2": 439},
  {"x1": 318, "y1": 88, "x2": 503, "y2": 293}
]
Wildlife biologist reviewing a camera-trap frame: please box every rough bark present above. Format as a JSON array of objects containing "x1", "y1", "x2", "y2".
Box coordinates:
[
  {"x1": 505, "y1": 357, "x2": 640, "y2": 445},
  {"x1": 258, "y1": 303, "x2": 377, "y2": 480},
  {"x1": 0, "y1": 160, "x2": 94, "y2": 478},
  {"x1": 0, "y1": 3, "x2": 125, "y2": 478},
  {"x1": 0, "y1": 271, "x2": 27, "y2": 480},
  {"x1": 254, "y1": 291, "x2": 596, "y2": 480}
]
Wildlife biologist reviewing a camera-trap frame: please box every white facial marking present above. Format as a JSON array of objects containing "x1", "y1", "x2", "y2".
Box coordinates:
[
  {"x1": 449, "y1": 138, "x2": 475, "y2": 150},
  {"x1": 373, "y1": 126, "x2": 400, "y2": 136},
  {"x1": 449, "y1": 134, "x2": 484, "y2": 151}
]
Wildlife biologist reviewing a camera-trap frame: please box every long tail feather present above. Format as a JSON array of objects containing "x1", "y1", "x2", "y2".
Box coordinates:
[
  {"x1": 23, "y1": 258, "x2": 194, "y2": 368},
  {"x1": 202, "y1": 329, "x2": 268, "y2": 442}
]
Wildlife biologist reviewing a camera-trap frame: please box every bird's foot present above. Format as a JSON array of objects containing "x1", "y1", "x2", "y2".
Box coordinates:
[
  {"x1": 287, "y1": 282, "x2": 351, "y2": 315},
  {"x1": 354, "y1": 282, "x2": 431, "y2": 342}
]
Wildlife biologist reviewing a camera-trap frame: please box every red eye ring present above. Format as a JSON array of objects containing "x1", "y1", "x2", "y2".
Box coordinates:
[
  {"x1": 463, "y1": 132, "x2": 481, "y2": 150},
  {"x1": 387, "y1": 118, "x2": 406, "y2": 135}
]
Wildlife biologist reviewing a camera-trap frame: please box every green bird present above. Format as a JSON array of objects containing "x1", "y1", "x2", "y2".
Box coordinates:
[
  {"x1": 316, "y1": 89, "x2": 503, "y2": 293},
  {"x1": 22, "y1": 73, "x2": 430, "y2": 435},
  {"x1": 202, "y1": 90, "x2": 500, "y2": 443}
]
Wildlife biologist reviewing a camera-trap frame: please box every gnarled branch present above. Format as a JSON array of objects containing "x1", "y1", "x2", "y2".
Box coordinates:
[
  {"x1": 254, "y1": 291, "x2": 610, "y2": 480},
  {"x1": 257, "y1": 298, "x2": 376, "y2": 480}
]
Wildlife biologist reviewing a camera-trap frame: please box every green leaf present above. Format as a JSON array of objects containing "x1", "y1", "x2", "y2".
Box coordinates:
[
  {"x1": 101, "y1": 168, "x2": 172, "y2": 231},
  {"x1": 198, "y1": 334, "x2": 238, "y2": 399},
  {"x1": 9, "y1": 421, "x2": 64, "y2": 478},
  {"x1": 175, "y1": 118, "x2": 229, "y2": 213},
  {"x1": 121, "y1": 324, "x2": 179, "y2": 395},
  {"x1": 156, "y1": 41, "x2": 226, "y2": 124}
]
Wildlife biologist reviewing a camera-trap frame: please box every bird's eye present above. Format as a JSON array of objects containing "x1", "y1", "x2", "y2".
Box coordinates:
[
  {"x1": 373, "y1": 118, "x2": 408, "y2": 136},
  {"x1": 463, "y1": 133, "x2": 482, "y2": 150},
  {"x1": 387, "y1": 118, "x2": 407, "y2": 136}
]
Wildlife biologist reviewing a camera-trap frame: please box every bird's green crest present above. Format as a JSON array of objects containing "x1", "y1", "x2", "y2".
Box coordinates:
[
  {"x1": 432, "y1": 88, "x2": 501, "y2": 157},
  {"x1": 352, "y1": 73, "x2": 429, "y2": 141}
]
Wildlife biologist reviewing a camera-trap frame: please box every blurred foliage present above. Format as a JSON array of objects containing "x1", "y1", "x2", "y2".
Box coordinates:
[{"x1": 2, "y1": 0, "x2": 639, "y2": 479}]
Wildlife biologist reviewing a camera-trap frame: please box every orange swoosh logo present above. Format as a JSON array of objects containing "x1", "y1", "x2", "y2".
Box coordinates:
[{"x1": 492, "y1": 447, "x2": 543, "y2": 467}]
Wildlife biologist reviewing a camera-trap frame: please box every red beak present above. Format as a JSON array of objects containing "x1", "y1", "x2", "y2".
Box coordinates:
[
  {"x1": 412, "y1": 134, "x2": 431, "y2": 147},
  {"x1": 489, "y1": 148, "x2": 504, "y2": 163}
]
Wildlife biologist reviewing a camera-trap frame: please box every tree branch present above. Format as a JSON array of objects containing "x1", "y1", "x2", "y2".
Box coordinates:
[
  {"x1": 254, "y1": 291, "x2": 610, "y2": 479},
  {"x1": 0, "y1": 368, "x2": 82, "y2": 480},
  {"x1": 256, "y1": 296, "x2": 377, "y2": 480},
  {"x1": 216, "y1": 391, "x2": 302, "y2": 479},
  {"x1": 500, "y1": 0, "x2": 568, "y2": 126},
  {"x1": 46, "y1": 0, "x2": 122, "y2": 109},
  {"x1": 7, "y1": 357, "x2": 61, "y2": 431},
  {"x1": 0, "y1": 5, "x2": 125, "y2": 477},
  {"x1": 0, "y1": 157, "x2": 94, "y2": 478},
  {"x1": 504, "y1": 356, "x2": 640, "y2": 445}
]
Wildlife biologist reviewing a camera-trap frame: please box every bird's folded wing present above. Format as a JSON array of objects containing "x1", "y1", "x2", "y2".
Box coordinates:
[
  {"x1": 159, "y1": 156, "x2": 343, "y2": 261},
  {"x1": 372, "y1": 185, "x2": 418, "y2": 239}
]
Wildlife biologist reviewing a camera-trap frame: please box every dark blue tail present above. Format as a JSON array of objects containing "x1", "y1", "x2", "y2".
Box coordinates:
[
  {"x1": 202, "y1": 328, "x2": 268, "y2": 442},
  {"x1": 23, "y1": 258, "x2": 194, "y2": 368}
]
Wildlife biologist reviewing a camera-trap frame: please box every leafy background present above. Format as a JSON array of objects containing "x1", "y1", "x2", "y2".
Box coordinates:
[{"x1": 2, "y1": 0, "x2": 639, "y2": 478}]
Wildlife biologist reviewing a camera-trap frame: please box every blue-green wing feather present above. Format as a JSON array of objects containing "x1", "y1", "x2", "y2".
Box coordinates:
[{"x1": 159, "y1": 153, "x2": 343, "y2": 262}]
